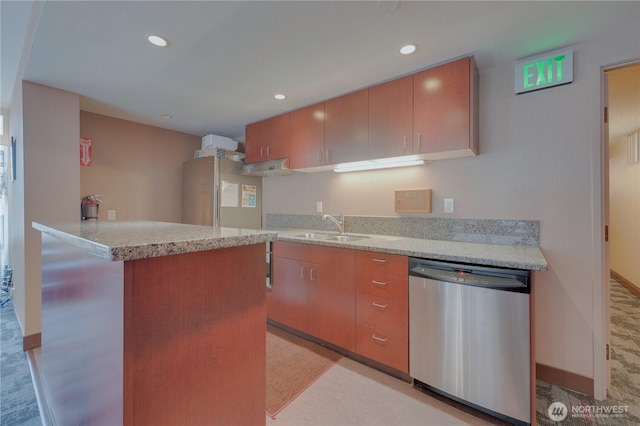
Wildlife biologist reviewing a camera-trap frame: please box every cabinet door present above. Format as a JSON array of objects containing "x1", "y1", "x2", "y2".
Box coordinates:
[
  {"x1": 414, "y1": 56, "x2": 473, "y2": 155},
  {"x1": 324, "y1": 89, "x2": 369, "y2": 165},
  {"x1": 307, "y1": 262, "x2": 355, "y2": 351},
  {"x1": 368, "y1": 75, "x2": 413, "y2": 159},
  {"x1": 268, "y1": 256, "x2": 309, "y2": 333},
  {"x1": 265, "y1": 113, "x2": 290, "y2": 160},
  {"x1": 289, "y1": 103, "x2": 325, "y2": 169},
  {"x1": 245, "y1": 121, "x2": 267, "y2": 163}
]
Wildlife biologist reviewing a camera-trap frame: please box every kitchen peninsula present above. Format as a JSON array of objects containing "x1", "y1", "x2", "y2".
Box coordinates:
[{"x1": 33, "y1": 221, "x2": 277, "y2": 426}]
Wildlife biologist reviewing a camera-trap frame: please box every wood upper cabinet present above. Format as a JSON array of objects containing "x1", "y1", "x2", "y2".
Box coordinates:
[
  {"x1": 289, "y1": 103, "x2": 325, "y2": 169},
  {"x1": 413, "y1": 56, "x2": 479, "y2": 158},
  {"x1": 368, "y1": 75, "x2": 414, "y2": 159},
  {"x1": 245, "y1": 113, "x2": 290, "y2": 163},
  {"x1": 245, "y1": 120, "x2": 266, "y2": 163},
  {"x1": 324, "y1": 89, "x2": 369, "y2": 165},
  {"x1": 269, "y1": 241, "x2": 356, "y2": 351}
]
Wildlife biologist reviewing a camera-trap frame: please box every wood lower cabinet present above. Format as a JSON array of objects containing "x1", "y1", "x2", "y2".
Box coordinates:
[
  {"x1": 413, "y1": 56, "x2": 479, "y2": 158},
  {"x1": 270, "y1": 243, "x2": 408, "y2": 372},
  {"x1": 355, "y1": 250, "x2": 409, "y2": 373},
  {"x1": 268, "y1": 256, "x2": 310, "y2": 333},
  {"x1": 269, "y1": 241, "x2": 356, "y2": 351}
]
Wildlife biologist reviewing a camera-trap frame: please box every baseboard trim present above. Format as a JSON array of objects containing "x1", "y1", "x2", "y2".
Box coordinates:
[
  {"x1": 611, "y1": 270, "x2": 640, "y2": 299},
  {"x1": 23, "y1": 332, "x2": 41, "y2": 351},
  {"x1": 536, "y1": 363, "x2": 594, "y2": 396},
  {"x1": 26, "y1": 349, "x2": 53, "y2": 426}
]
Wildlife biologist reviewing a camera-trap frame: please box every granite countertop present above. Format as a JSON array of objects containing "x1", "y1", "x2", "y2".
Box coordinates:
[
  {"x1": 276, "y1": 229, "x2": 548, "y2": 271},
  {"x1": 33, "y1": 221, "x2": 277, "y2": 262}
]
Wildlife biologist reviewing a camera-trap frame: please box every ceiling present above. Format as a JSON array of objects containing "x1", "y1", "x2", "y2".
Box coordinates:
[{"x1": 1, "y1": 1, "x2": 639, "y2": 142}]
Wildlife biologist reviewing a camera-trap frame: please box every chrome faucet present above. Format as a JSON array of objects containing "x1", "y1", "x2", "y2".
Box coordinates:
[{"x1": 322, "y1": 214, "x2": 345, "y2": 234}]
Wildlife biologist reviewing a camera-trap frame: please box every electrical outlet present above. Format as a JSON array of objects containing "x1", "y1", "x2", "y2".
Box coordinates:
[
  {"x1": 444, "y1": 198, "x2": 454, "y2": 213},
  {"x1": 315, "y1": 201, "x2": 323, "y2": 213},
  {"x1": 107, "y1": 210, "x2": 116, "y2": 220}
]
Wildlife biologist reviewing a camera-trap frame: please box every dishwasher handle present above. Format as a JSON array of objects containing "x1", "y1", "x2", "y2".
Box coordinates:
[{"x1": 409, "y1": 258, "x2": 529, "y2": 293}]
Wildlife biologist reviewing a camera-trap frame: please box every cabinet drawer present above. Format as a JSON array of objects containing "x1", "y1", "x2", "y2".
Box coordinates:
[
  {"x1": 356, "y1": 292, "x2": 407, "y2": 337},
  {"x1": 274, "y1": 241, "x2": 354, "y2": 268},
  {"x1": 356, "y1": 251, "x2": 407, "y2": 278},
  {"x1": 356, "y1": 274, "x2": 408, "y2": 301},
  {"x1": 355, "y1": 324, "x2": 408, "y2": 373}
]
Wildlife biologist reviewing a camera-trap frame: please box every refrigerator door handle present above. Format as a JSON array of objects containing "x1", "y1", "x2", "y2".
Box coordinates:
[{"x1": 212, "y1": 156, "x2": 220, "y2": 227}]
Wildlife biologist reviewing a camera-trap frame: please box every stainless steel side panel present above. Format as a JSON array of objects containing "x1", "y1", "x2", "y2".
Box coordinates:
[{"x1": 409, "y1": 276, "x2": 530, "y2": 423}]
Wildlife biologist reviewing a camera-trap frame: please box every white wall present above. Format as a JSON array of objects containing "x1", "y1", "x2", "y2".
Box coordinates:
[
  {"x1": 8, "y1": 81, "x2": 80, "y2": 338},
  {"x1": 264, "y1": 23, "x2": 640, "y2": 395},
  {"x1": 610, "y1": 136, "x2": 640, "y2": 288}
]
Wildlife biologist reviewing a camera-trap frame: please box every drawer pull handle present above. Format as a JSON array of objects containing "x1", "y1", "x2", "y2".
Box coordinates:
[
  {"x1": 300, "y1": 267, "x2": 305, "y2": 279},
  {"x1": 310, "y1": 268, "x2": 315, "y2": 281},
  {"x1": 372, "y1": 302, "x2": 388, "y2": 309},
  {"x1": 372, "y1": 334, "x2": 388, "y2": 343},
  {"x1": 372, "y1": 280, "x2": 387, "y2": 286},
  {"x1": 372, "y1": 258, "x2": 388, "y2": 263}
]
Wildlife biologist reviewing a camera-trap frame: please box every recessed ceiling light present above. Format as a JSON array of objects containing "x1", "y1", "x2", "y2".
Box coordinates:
[
  {"x1": 160, "y1": 114, "x2": 172, "y2": 119},
  {"x1": 400, "y1": 44, "x2": 417, "y2": 55},
  {"x1": 274, "y1": 94, "x2": 286, "y2": 100},
  {"x1": 147, "y1": 35, "x2": 168, "y2": 47}
]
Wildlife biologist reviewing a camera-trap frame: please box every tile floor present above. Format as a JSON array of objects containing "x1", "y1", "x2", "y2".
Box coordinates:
[{"x1": 266, "y1": 355, "x2": 502, "y2": 425}]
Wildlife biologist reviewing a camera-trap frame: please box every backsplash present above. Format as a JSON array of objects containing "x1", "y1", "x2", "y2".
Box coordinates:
[{"x1": 265, "y1": 214, "x2": 540, "y2": 246}]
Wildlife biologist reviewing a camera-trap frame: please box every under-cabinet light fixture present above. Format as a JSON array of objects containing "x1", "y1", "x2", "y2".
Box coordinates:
[{"x1": 334, "y1": 155, "x2": 425, "y2": 173}]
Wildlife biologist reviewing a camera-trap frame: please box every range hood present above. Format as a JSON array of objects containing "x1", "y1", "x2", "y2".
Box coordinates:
[{"x1": 241, "y1": 157, "x2": 295, "y2": 177}]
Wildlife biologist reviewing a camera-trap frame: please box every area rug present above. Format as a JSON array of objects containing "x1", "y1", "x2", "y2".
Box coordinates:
[{"x1": 266, "y1": 324, "x2": 342, "y2": 419}]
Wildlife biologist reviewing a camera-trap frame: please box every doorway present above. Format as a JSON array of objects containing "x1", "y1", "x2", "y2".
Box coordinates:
[{"x1": 602, "y1": 61, "x2": 640, "y2": 410}]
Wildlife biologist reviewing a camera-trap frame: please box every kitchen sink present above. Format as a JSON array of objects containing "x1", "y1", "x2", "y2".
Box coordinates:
[
  {"x1": 293, "y1": 232, "x2": 334, "y2": 240},
  {"x1": 325, "y1": 235, "x2": 369, "y2": 242}
]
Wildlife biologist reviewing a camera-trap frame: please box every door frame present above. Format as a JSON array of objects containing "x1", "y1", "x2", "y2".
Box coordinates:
[{"x1": 595, "y1": 57, "x2": 640, "y2": 400}]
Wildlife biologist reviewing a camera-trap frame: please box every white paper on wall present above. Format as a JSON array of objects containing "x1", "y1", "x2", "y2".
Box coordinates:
[{"x1": 221, "y1": 180, "x2": 239, "y2": 207}]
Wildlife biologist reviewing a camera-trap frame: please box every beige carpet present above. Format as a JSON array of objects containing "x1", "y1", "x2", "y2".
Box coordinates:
[{"x1": 266, "y1": 324, "x2": 342, "y2": 419}]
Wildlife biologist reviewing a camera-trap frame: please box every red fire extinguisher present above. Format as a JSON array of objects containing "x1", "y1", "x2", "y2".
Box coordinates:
[{"x1": 81, "y1": 195, "x2": 102, "y2": 220}]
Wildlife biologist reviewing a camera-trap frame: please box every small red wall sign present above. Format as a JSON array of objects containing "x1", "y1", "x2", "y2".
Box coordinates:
[{"x1": 80, "y1": 137, "x2": 92, "y2": 166}]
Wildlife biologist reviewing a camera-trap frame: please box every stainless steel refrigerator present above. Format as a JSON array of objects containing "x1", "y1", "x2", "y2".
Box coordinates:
[{"x1": 182, "y1": 156, "x2": 262, "y2": 229}]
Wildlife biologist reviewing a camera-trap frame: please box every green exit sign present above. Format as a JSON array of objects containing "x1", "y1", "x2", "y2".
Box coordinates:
[{"x1": 515, "y1": 48, "x2": 573, "y2": 94}]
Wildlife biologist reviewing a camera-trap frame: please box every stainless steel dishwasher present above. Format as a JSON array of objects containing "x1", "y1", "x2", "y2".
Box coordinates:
[{"x1": 409, "y1": 258, "x2": 531, "y2": 425}]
